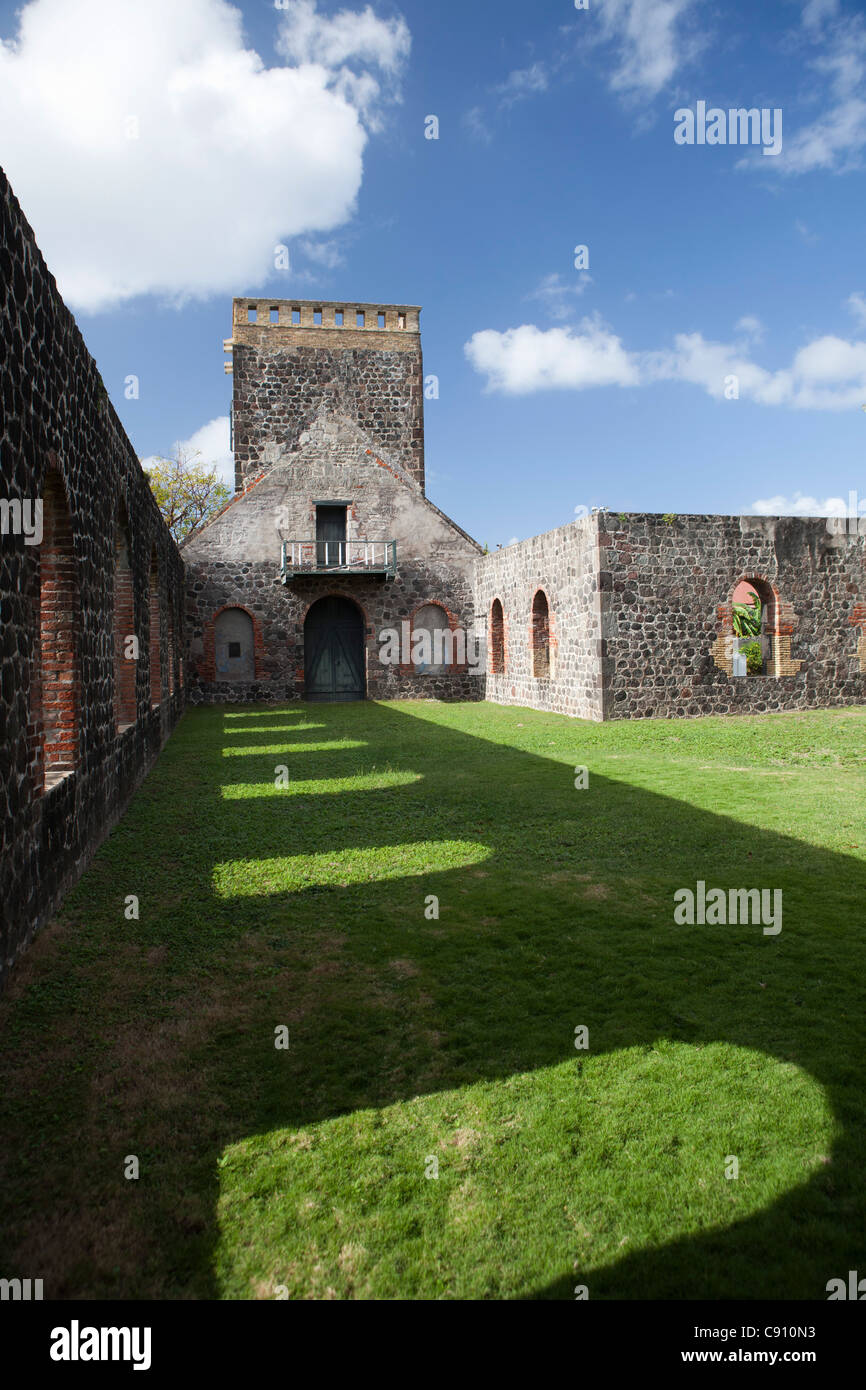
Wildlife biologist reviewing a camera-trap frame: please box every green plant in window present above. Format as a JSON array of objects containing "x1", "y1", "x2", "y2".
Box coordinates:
[
  {"x1": 733, "y1": 593, "x2": 762, "y2": 638},
  {"x1": 740, "y1": 640, "x2": 764, "y2": 675}
]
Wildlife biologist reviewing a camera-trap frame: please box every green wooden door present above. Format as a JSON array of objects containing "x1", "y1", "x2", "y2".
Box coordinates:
[
  {"x1": 316, "y1": 506, "x2": 347, "y2": 569},
  {"x1": 304, "y1": 597, "x2": 366, "y2": 702}
]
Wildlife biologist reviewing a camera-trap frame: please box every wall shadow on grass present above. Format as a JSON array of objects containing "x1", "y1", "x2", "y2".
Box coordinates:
[{"x1": 1, "y1": 699, "x2": 865, "y2": 1300}]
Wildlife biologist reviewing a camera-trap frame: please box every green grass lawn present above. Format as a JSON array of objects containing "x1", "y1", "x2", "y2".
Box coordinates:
[{"x1": 1, "y1": 700, "x2": 865, "y2": 1300}]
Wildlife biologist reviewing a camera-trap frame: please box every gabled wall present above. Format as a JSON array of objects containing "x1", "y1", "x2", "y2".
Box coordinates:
[
  {"x1": 183, "y1": 412, "x2": 482, "y2": 703},
  {"x1": 0, "y1": 166, "x2": 186, "y2": 990}
]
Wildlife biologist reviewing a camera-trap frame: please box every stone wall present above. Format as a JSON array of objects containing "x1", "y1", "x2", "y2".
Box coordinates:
[
  {"x1": 474, "y1": 512, "x2": 866, "y2": 722},
  {"x1": 0, "y1": 164, "x2": 185, "y2": 991},
  {"x1": 229, "y1": 298, "x2": 426, "y2": 493},
  {"x1": 474, "y1": 516, "x2": 604, "y2": 720},
  {"x1": 184, "y1": 413, "x2": 482, "y2": 704},
  {"x1": 599, "y1": 513, "x2": 866, "y2": 719}
]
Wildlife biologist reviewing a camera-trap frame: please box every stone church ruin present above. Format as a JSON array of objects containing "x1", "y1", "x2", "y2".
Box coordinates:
[{"x1": 1, "y1": 163, "x2": 864, "y2": 985}]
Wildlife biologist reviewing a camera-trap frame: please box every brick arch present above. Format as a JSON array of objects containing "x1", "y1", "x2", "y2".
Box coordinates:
[
  {"x1": 713, "y1": 573, "x2": 801, "y2": 678},
  {"x1": 489, "y1": 596, "x2": 506, "y2": 675},
  {"x1": 148, "y1": 548, "x2": 163, "y2": 707},
  {"x1": 849, "y1": 602, "x2": 866, "y2": 673},
  {"x1": 408, "y1": 598, "x2": 463, "y2": 674},
  {"x1": 531, "y1": 587, "x2": 554, "y2": 679},
  {"x1": 113, "y1": 503, "x2": 137, "y2": 730},
  {"x1": 201, "y1": 603, "x2": 266, "y2": 683},
  {"x1": 300, "y1": 591, "x2": 371, "y2": 632},
  {"x1": 33, "y1": 464, "x2": 81, "y2": 790},
  {"x1": 167, "y1": 602, "x2": 176, "y2": 698}
]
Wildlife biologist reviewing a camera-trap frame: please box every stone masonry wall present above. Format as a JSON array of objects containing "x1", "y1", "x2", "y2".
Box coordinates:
[
  {"x1": 0, "y1": 164, "x2": 185, "y2": 991},
  {"x1": 474, "y1": 515, "x2": 604, "y2": 721},
  {"x1": 230, "y1": 299, "x2": 425, "y2": 493},
  {"x1": 184, "y1": 414, "x2": 482, "y2": 703},
  {"x1": 599, "y1": 513, "x2": 866, "y2": 719}
]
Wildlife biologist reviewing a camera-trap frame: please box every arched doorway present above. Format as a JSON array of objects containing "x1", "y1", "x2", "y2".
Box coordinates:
[{"x1": 304, "y1": 596, "x2": 366, "y2": 702}]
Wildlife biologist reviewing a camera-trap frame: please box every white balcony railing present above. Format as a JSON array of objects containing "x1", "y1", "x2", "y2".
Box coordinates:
[{"x1": 280, "y1": 540, "x2": 397, "y2": 582}]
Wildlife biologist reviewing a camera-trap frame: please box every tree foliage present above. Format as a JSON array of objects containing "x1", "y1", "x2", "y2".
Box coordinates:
[{"x1": 144, "y1": 449, "x2": 231, "y2": 544}]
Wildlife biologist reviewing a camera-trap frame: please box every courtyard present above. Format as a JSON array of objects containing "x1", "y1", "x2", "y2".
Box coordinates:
[{"x1": 1, "y1": 700, "x2": 864, "y2": 1300}]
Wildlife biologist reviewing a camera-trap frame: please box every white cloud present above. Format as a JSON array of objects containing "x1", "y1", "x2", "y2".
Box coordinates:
[
  {"x1": 465, "y1": 317, "x2": 641, "y2": 395},
  {"x1": 596, "y1": 0, "x2": 703, "y2": 100},
  {"x1": 298, "y1": 238, "x2": 346, "y2": 270},
  {"x1": 847, "y1": 291, "x2": 866, "y2": 327},
  {"x1": 466, "y1": 315, "x2": 866, "y2": 410},
  {"x1": 749, "y1": 492, "x2": 862, "y2": 517},
  {"x1": 735, "y1": 315, "x2": 765, "y2": 342},
  {"x1": 462, "y1": 106, "x2": 493, "y2": 144},
  {"x1": 803, "y1": 0, "x2": 840, "y2": 29},
  {"x1": 0, "y1": 0, "x2": 409, "y2": 312},
  {"x1": 773, "y1": 3, "x2": 866, "y2": 174},
  {"x1": 527, "y1": 272, "x2": 594, "y2": 321},
  {"x1": 275, "y1": 0, "x2": 409, "y2": 128},
  {"x1": 494, "y1": 62, "x2": 549, "y2": 106},
  {"x1": 276, "y1": 0, "x2": 409, "y2": 73},
  {"x1": 142, "y1": 415, "x2": 233, "y2": 489}
]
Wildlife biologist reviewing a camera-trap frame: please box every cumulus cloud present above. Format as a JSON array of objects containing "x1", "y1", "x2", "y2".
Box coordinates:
[
  {"x1": 465, "y1": 314, "x2": 866, "y2": 409},
  {"x1": 465, "y1": 317, "x2": 641, "y2": 395},
  {"x1": 142, "y1": 415, "x2": 233, "y2": 489},
  {"x1": 275, "y1": 0, "x2": 409, "y2": 127},
  {"x1": 0, "y1": 0, "x2": 409, "y2": 312}
]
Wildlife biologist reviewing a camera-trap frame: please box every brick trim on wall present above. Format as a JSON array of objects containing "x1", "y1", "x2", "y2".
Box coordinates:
[
  {"x1": 712, "y1": 574, "x2": 802, "y2": 679},
  {"x1": 530, "y1": 587, "x2": 554, "y2": 680},
  {"x1": 850, "y1": 602, "x2": 866, "y2": 673},
  {"x1": 489, "y1": 596, "x2": 506, "y2": 675},
  {"x1": 201, "y1": 603, "x2": 267, "y2": 683},
  {"x1": 39, "y1": 467, "x2": 81, "y2": 787},
  {"x1": 114, "y1": 517, "x2": 137, "y2": 729},
  {"x1": 403, "y1": 598, "x2": 466, "y2": 674}
]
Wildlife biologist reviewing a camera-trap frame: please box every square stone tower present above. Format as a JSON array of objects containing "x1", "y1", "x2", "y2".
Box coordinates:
[{"x1": 227, "y1": 299, "x2": 426, "y2": 494}]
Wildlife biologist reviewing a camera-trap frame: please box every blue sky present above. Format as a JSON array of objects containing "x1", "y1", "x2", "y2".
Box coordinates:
[{"x1": 1, "y1": 0, "x2": 865, "y2": 547}]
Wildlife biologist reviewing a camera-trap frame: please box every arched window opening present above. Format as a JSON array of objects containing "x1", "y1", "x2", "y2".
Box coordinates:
[
  {"x1": 167, "y1": 605, "x2": 176, "y2": 697},
  {"x1": 215, "y1": 608, "x2": 255, "y2": 682},
  {"x1": 531, "y1": 590, "x2": 550, "y2": 679},
  {"x1": 149, "y1": 552, "x2": 162, "y2": 707},
  {"x1": 114, "y1": 511, "x2": 136, "y2": 729},
  {"x1": 39, "y1": 470, "x2": 80, "y2": 788},
  {"x1": 732, "y1": 578, "x2": 775, "y2": 677},
  {"x1": 490, "y1": 599, "x2": 505, "y2": 675},
  {"x1": 412, "y1": 603, "x2": 452, "y2": 675}
]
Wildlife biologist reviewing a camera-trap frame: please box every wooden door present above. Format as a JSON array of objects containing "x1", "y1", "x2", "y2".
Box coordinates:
[
  {"x1": 316, "y1": 506, "x2": 346, "y2": 569},
  {"x1": 304, "y1": 597, "x2": 365, "y2": 702}
]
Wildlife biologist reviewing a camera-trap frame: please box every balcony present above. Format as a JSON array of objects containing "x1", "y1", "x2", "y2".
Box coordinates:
[{"x1": 280, "y1": 540, "x2": 397, "y2": 584}]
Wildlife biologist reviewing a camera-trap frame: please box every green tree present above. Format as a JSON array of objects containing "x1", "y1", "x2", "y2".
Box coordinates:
[{"x1": 144, "y1": 448, "x2": 230, "y2": 545}]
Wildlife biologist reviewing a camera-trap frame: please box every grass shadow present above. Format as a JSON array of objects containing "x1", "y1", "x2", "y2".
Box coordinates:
[{"x1": 0, "y1": 699, "x2": 864, "y2": 1299}]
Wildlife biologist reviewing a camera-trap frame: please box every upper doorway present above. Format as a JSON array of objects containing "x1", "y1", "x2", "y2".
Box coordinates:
[{"x1": 316, "y1": 505, "x2": 347, "y2": 569}]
